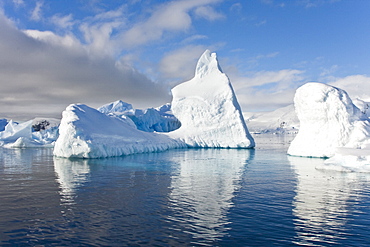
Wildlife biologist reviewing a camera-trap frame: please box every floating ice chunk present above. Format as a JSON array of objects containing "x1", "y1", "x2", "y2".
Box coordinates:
[
  {"x1": 288, "y1": 82, "x2": 370, "y2": 158},
  {"x1": 168, "y1": 50, "x2": 255, "y2": 148},
  {"x1": 53, "y1": 104, "x2": 186, "y2": 158},
  {"x1": 317, "y1": 150, "x2": 370, "y2": 173}
]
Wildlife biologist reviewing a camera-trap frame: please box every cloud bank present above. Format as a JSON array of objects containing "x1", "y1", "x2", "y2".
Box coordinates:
[{"x1": 0, "y1": 13, "x2": 170, "y2": 119}]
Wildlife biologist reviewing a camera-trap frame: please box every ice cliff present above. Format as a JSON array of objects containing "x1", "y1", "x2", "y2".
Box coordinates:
[
  {"x1": 288, "y1": 82, "x2": 370, "y2": 158},
  {"x1": 53, "y1": 104, "x2": 186, "y2": 158},
  {"x1": 168, "y1": 50, "x2": 255, "y2": 148}
]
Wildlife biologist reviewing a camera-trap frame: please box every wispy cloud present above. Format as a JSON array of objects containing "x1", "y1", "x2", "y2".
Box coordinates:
[
  {"x1": 119, "y1": 0, "x2": 222, "y2": 48},
  {"x1": 12, "y1": 0, "x2": 25, "y2": 8},
  {"x1": 194, "y1": 5, "x2": 224, "y2": 21},
  {"x1": 329, "y1": 75, "x2": 370, "y2": 101},
  {"x1": 229, "y1": 69, "x2": 305, "y2": 111},
  {"x1": 51, "y1": 14, "x2": 75, "y2": 29},
  {"x1": 159, "y1": 45, "x2": 208, "y2": 82},
  {"x1": 30, "y1": 1, "x2": 43, "y2": 21}
]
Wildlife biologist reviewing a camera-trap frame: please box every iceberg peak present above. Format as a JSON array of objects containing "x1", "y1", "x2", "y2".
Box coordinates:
[
  {"x1": 98, "y1": 100, "x2": 133, "y2": 114},
  {"x1": 170, "y1": 50, "x2": 255, "y2": 148},
  {"x1": 195, "y1": 50, "x2": 223, "y2": 78}
]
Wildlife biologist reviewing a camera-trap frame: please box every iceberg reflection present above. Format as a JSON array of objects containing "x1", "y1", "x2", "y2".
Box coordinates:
[
  {"x1": 289, "y1": 156, "x2": 370, "y2": 246},
  {"x1": 53, "y1": 157, "x2": 90, "y2": 205},
  {"x1": 167, "y1": 149, "x2": 253, "y2": 243}
]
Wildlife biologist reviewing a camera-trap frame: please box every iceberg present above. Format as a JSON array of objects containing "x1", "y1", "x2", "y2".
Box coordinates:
[
  {"x1": 168, "y1": 50, "x2": 255, "y2": 148},
  {"x1": 288, "y1": 82, "x2": 370, "y2": 158},
  {"x1": 0, "y1": 118, "x2": 59, "y2": 148},
  {"x1": 0, "y1": 120, "x2": 33, "y2": 145},
  {"x1": 53, "y1": 104, "x2": 186, "y2": 158},
  {"x1": 53, "y1": 50, "x2": 254, "y2": 158},
  {"x1": 98, "y1": 100, "x2": 181, "y2": 132}
]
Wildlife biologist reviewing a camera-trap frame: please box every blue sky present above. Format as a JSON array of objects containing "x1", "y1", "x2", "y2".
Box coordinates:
[{"x1": 0, "y1": 0, "x2": 369, "y2": 119}]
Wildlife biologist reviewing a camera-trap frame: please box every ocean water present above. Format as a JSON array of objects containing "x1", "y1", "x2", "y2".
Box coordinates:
[{"x1": 1, "y1": 135, "x2": 370, "y2": 246}]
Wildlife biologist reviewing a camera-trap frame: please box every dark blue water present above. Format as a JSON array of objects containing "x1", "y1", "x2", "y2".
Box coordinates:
[{"x1": 1, "y1": 136, "x2": 370, "y2": 246}]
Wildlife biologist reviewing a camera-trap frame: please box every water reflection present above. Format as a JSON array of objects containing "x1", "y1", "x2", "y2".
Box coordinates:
[
  {"x1": 52, "y1": 149, "x2": 253, "y2": 245},
  {"x1": 167, "y1": 149, "x2": 253, "y2": 244},
  {"x1": 289, "y1": 156, "x2": 370, "y2": 246},
  {"x1": 0, "y1": 147, "x2": 53, "y2": 175},
  {"x1": 53, "y1": 157, "x2": 90, "y2": 205}
]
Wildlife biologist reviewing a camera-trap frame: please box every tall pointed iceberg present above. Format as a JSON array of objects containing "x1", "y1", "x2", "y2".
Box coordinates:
[{"x1": 168, "y1": 50, "x2": 255, "y2": 148}]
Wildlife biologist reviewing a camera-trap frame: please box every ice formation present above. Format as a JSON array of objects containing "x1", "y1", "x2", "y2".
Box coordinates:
[
  {"x1": 0, "y1": 118, "x2": 59, "y2": 148},
  {"x1": 98, "y1": 100, "x2": 181, "y2": 132},
  {"x1": 97, "y1": 100, "x2": 133, "y2": 114},
  {"x1": 288, "y1": 82, "x2": 370, "y2": 158},
  {"x1": 53, "y1": 104, "x2": 186, "y2": 158},
  {"x1": 168, "y1": 50, "x2": 255, "y2": 148}
]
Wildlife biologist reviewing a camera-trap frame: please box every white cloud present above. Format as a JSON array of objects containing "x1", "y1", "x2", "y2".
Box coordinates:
[
  {"x1": 12, "y1": 0, "x2": 25, "y2": 8},
  {"x1": 228, "y1": 69, "x2": 305, "y2": 111},
  {"x1": 230, "y1": 3, "x2": 242, "y2": 13},
  {"x1": 181, "y1": 34, "x2": 208, "y2": 44},
  {"x1": 120, "y1": 0, "x2": 222, "y2": 48},
  {"x1": 329, "y1": 75, "x2": 370, "y2": 101},
  {"x1": 194, "y1": 6, "x2": 224, "y2": 21},
  {"x1": 30, "y1": 1, "x2": 43, "y2": 21},
  {"x1": 0, "y1": 13, "x2": 170, "y2": 119},
  {"x1": 159, "y1": 45, "x2": 208, "y2": 82},
  {"x1": 51, "y1": 14, "x2": 75, "y2": 29}
]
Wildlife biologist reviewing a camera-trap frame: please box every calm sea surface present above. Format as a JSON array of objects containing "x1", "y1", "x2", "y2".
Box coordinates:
[{"x1": 1, "y1": 135, "x2": 370, "y2": 246}]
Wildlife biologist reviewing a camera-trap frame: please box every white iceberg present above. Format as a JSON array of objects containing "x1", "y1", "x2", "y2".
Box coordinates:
[
  {"x1": 288, "y1": 82, "x2": 370, "y2": 158},
  {"x1": 53, "y1": 50, "x2": 254, "y2": 158},
  {"x1": 0, "y1": 118, "x2": 59, "y2": 148},
  {"x1": 168, "y1": 50, "x2": 255, "y2": 148},
  {"x1": 53, "y1": 104, "x2": 186, "y2": 158}
]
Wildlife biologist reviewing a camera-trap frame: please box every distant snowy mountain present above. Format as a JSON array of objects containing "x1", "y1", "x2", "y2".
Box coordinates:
[{"x1": 245, "y1": 104, "x2": 299, "y2": 134}]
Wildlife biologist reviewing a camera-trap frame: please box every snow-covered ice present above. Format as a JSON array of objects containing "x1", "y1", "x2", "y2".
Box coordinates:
[
  {"x1": 288, "y1": 82, "x2": 370, "y2": 158},
  {"x1": 168, "y1": 50, "x2": 255, "y2": 148},
  {"x1": 98, "y1": 100, "x2": 133, "y2": 114},
  {"x1": 98, "y1": 100, "x2": 181, "y2": 132},
  {"x1": 53, "y1": 104, "x2": 186, "y2": 158}
]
